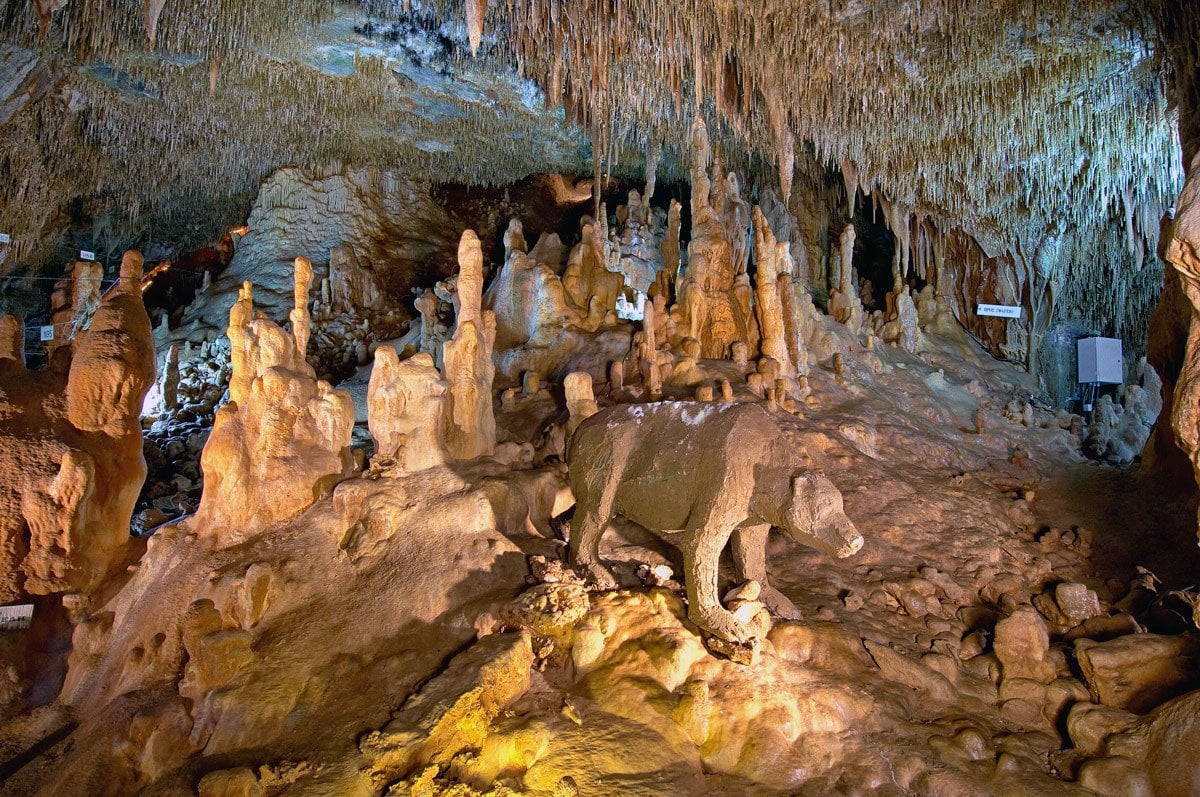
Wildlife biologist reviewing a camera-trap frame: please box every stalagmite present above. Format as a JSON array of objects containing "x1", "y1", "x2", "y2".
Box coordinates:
[
  {"x1": 159, "y1": 343, "x2": 180, "y2": 414},
  {"x1": 485, "y1": 246, "x2": 573, "y2": 350},
  {"x1": 415, "y1": 289, "x2": 440, "y2": 357},
  {"x1": 562, "y1": 219, "x2": 623, "y2": 328},
  {"x1": 829, "y1": 224, "x2": 865, "y2": 335},
  {"x1": 290, "y1": 256, "x2": 314, "y2": 359},
  {"x1": 641, "y1": 296, "x2": 663, "y2": 398},
  {"x1": 503, "y1": 218, "x2": 527, "y2": 259},
  {"x1": 442, "y1": 230, "x2": 497, "y2": 460},
  {"x1": 564, "y1": 371, "x2": 598, "y2": 436},
  {"x1": 752, "y1": 206, "x2": 791, "y2": 379},
  {"x1": 0, "y1": 251, "x2": 154, "y2": 599},
  {"x1": 47, "y1": 260, "x2": 103, "y2": 357},
  {"x1": 656, "y1": 199, "x2": 682, "y2": 300},
  {"x1": 367, "y1": 347, "x2": 449, "y2": 471},
  {"x1": 194, "y1": 264, "x2": 355, "y2": 538},
  {"x1": 0, "y1": 315, "x2": 24, "y2": 365}
]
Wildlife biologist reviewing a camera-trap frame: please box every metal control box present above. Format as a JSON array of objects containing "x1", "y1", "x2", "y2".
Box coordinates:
[{"x1": 1077, "y1": 337, "x2": 1123, "y2": 385}]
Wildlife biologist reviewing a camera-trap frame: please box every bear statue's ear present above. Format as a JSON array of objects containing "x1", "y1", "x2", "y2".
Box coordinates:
[{"x1": 791, "y1": 470, "x2": 825, "y2": 496}]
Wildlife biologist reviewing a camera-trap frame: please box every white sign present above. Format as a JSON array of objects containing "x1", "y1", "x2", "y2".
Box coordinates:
[
  {"x1": 0, "y1": 604, "x2": 34, "y2": 631},
  {"x1": 79, "y1": 250, "x2": 96, "y2": 261},
  {"x1": 977, "y1": 303, "x2": 1022, "y2": 319},
  {"x1": 0, "y1": 233, "x2": 10, "y2": 244},
  {"x1": 39, "y1": 325, "x2": 55, "y2": 341}
]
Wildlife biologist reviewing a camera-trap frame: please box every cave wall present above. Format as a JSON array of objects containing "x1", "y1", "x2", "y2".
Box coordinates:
[{"x1": 1145, "y1": 0, "x2": 1200, "y2": 502}]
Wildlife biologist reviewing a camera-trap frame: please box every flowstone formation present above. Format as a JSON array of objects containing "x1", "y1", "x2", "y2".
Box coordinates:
[{"x1": 0, "y1": 250, "x2": 154, "y2": 599}]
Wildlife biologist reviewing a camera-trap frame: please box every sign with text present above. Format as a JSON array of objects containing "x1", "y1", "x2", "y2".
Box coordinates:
[
  {"x1": 0, "y1": 233, "x2": 10, "y2": 244},
  {"x1": 79, "y1": 250, "x2": 96, "y2": 261},
  {"x1": 0, "y1": 604, "x2": 33, "y2": 631},
  {"x1": 39, "y1": 326, "x2": 55, "y2": 341},
  {"x1": 977, "y1": 303, "x2": 1022, "y2": 319}
]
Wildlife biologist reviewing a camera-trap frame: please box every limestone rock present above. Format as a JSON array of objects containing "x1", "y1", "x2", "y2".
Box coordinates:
[
  {"x1": 993, "y1": 607, "x2": 1056, "y2": 684},
  {"x1": 485, "y1": 248, "x2": 572, "y2": 350},
  {"x1": 328, "y1": 242, "x2": 385, "y2": 314},
  {"x1": 1075, "y1": 633, "x2": 1200, "y2": 713},
  {"x1": 178, "y1": 167, "x2": 455, "y2": 333},
  {"x1": 563, "y1": 371, "x2": 598, "y2": 436},
  {"x1": 442, "y1": 230, "x2": 497, "y2": 460},
  {"x1": 367, "y1": 347, "x2": 449, "y2": 471},
  {"x1": 0, "y1": 250, "x2": 154, "y2": 599},
  {"x1": 1055, "y1": 582, "x2": 1104, "y2": 626},
  {"x1": 360, "y1": 632, "x2": 534, "y2": 783},
  {"x1": 672, "y1": 116, "x2": 759, "y2": 359}
]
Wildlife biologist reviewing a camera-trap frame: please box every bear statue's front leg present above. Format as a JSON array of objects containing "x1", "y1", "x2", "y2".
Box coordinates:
[
  {"x1": 732, "y1": 524, "x2": 802, "y2": 621},
  {"x1": 568, "y1": 483, "x2": 619, "y2": 590},
  {"x1": 683, "y1": 527, "x2": 752, "y2": 643}
]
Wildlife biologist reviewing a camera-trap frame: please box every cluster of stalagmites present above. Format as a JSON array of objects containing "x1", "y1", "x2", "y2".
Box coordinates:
[
  {"x1": 307, "y1": 242, "x2": 409, "y2": 383},
  {"x1": 4, "y1": 116, "x2": 1197, "y2": 795},
  {"x1": 0, "y1": 251, "x2": 154, "y2": 600}
]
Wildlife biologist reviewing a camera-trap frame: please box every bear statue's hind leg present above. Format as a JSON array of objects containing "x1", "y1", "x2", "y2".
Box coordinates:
[
  {"x1": 684, "y1": 527, "x2": 750, "y2": 643},
  {"x1": 568, "y1": 481, "x2": 619, "y2": 590},
  {"x1": 732, "y1": 524, "x2": 802, "y2": 621}
]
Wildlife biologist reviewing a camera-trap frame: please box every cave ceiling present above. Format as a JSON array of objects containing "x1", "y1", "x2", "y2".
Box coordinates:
[{"x1": 0, "y1": 0, "x2": 1187, "y2": 275}]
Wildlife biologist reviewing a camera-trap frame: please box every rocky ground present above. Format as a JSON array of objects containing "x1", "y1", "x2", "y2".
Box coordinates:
[{"x1": 2, "y1": 309, "x2": 1197, "y2": 796}]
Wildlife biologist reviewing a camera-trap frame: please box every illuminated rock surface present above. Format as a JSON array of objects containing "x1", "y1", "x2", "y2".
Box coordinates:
[{"x1": 1, "y1": 2, "x2": 1200, "y2": 795}]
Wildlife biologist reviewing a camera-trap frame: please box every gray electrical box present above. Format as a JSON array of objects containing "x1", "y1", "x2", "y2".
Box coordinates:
[{"x1": 1077, "y1": 337, "x2": 1123, "y2": 385}]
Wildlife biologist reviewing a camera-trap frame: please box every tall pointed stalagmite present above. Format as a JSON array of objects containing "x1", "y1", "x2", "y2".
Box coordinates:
[{"x1": 442, "y1": 229, "x2": 497, "y2": 460}]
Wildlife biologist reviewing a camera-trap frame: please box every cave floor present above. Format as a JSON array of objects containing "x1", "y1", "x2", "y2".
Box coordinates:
[{"x1": 3, "y1": 322, "x2": 1196, "y2": 796}]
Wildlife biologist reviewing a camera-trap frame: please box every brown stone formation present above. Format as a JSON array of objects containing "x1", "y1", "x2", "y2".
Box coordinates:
[
  {"x1": 561, "y1": 217, "x2": 623, "y2": 329},
  {"x1": 328, "y1": 243, "x2": 385, "y2": 316},
  {"x1": 1163, "y1": 153, "x2": 1200, "y2": 533},
  {"x1": 0, "y1": 250, "x2": 154, "y2": 599},
  {"x1": 752, "y1": 206, "x2": 791, "y2": 381},
  {"x1": 367, "y1": 347, "x2": 449, "y2": 472},
  {"x1": 673, "y1": 116, "x2": 760, "y2": 360},
  {"x1": 194, "y1": 262, "x2": 355, "y2": 539},
  {"x1": 45, "y1": 259, "x2": 102, "y2": 356},
  {"x1": 442, "y1": 230, "x2": 497, "y2": 460}
]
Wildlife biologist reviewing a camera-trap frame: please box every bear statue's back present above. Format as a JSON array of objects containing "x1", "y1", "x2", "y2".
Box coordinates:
[{"x1": 568, "y1": 402, "x2": 788, "y2": 531}]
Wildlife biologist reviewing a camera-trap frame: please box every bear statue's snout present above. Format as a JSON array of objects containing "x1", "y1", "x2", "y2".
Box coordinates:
[{"x1": 816, "y1": 515, "x2": 862, "y2": 558}]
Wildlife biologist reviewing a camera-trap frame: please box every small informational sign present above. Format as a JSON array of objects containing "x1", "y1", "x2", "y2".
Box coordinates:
[
  {"x1": 79, "y1": 250, "x2": 96, "y2": 261},
  {"x1": 0, "y1": 233, "x2": 11, "y2": 244},
  {"x1": 977, "y1": 303, "x2": 1022, "y2": 319},
  {"x1": 40, "y1": 325, "x2": 55, "y2": 341},
  {"x1": 0, "y1": 604, "x2": 34, "y2": 631}
]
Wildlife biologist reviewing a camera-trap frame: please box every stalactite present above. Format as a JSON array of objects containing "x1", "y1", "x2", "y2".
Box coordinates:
[{"x1": 466, "y1": 0, "x2": 486, "y2": 56}]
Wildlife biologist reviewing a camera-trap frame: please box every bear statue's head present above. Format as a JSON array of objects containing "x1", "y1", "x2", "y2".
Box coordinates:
[{"x1": 783, "y1": 471, "x2": 864, "y2": 559}]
